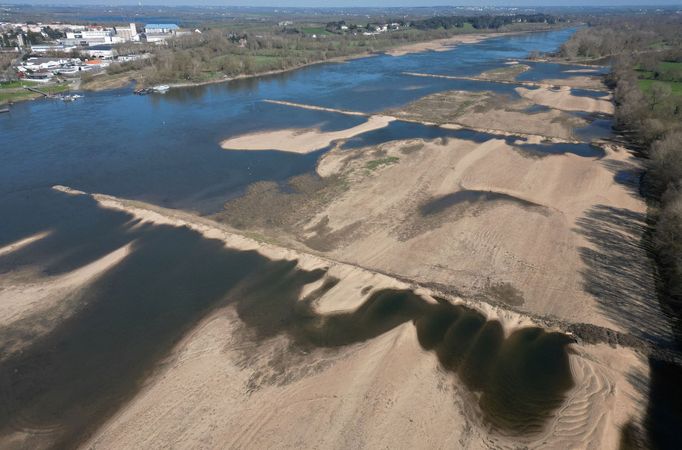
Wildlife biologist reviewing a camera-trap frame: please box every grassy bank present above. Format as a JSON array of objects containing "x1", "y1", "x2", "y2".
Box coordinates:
[{"x1": 0, "y1": 81, "x2": 70, "y2": 105}]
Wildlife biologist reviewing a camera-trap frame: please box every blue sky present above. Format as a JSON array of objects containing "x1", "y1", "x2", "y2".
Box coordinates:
[{"x1": 7, "y1": 1, "x2": 682, "y2": 6}]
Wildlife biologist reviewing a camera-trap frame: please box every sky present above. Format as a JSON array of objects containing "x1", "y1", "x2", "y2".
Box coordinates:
[{"x1": 5, "y1": 0, "x2": 682, "y2": 6}]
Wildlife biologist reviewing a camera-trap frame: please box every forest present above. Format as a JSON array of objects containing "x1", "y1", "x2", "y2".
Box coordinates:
[{"x1": 410, "y1": 13, "x2": 560, "y2": 31}]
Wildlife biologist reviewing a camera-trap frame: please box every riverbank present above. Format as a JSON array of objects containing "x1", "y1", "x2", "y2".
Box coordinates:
[
  {"x1": 0, "y1": 81, "x2": 71, "y2": 106},
  {"x1": 81, "y1": 28, "x2": 554, "y2": 94},
  {"x1": 1, "y1": 27, "x2": 661, "y2": 449},
  {"x1": 23, "y1": 186, "x2": 646, "y2": 450}
]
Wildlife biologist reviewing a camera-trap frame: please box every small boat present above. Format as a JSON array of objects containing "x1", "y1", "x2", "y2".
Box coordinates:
[
  {"x1": 152, "y1": 84, "x2": 170, "y2": 94},
  {"x1": 0, "y1": 106, "x2": 9, "y2": 114},
  {"x1": 57, "y1": 94, "x2": 83, "y2": 102}
]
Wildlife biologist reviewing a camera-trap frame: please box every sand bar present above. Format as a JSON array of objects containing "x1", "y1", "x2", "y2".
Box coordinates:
[
  {"x1": 516, "y1": 86, "x2": 614, "y2": 114},
  {"x1": 220, "y1": 115, "x2": 394, "y2": 154}
]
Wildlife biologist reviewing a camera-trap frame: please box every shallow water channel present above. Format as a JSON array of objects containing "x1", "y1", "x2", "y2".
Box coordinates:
[{"x1": 0, "y1": 27, "x2": 600, "y2": 445}]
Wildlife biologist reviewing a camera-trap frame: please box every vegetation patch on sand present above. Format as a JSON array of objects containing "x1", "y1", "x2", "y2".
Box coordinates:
[
  {"x1": 385, "y1": 89, "x2": 589, "y2": 140},
  {"x1": 365, "y1": 156, "x2": 400, "y2": 171},
  {"x1": 476, "y1": 63, "x2": 531, "y2": 81},
  {"x1": 216, "y1": 124, "x2": 662, "y2": 345},
  {"x1": 540, "y1": 75, "x2": 606, "y2": 90}
]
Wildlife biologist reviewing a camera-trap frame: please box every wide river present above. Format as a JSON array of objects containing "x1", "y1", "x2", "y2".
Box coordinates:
[
  {"x1": 0, "y1": 27, "x2": 609, "y2": 447},
  {"x1": 1, "y1": 27, "x2": 602, "y2": 213}
]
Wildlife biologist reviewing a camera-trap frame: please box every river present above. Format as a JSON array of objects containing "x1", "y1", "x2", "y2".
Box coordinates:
[{"x1": 0, "y1": 27, "x2": 612, "y2": 448}]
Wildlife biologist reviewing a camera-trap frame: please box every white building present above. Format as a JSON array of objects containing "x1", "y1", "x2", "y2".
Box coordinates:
[
  {"x1": 22, "y1": 57, "x2": 66, "y2": 71},
  {"x1": 144, "y1": 23, "x2": 179, "y2": 43},
  {"x1": 30, "y1": 44, "x2": 69, "y2": 53},
  {"x1": 115, "y1": 23, "x2": 138, "y2": 42},
  {"x1": 65, "y1": 28, "x2": 115, "y2": 46},
  {"x1": 83, "y1": 45, "x2": 116, "y2": 59},
  {"x1": 144, "y1": 24, "x2": 179, "y2": 34}
]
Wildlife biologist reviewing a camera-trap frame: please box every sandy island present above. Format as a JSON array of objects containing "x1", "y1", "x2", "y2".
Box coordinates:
[
  {"x1": 385, "y1": 34, "x2": 491, "y2": 57},
  {"x1": 0, "y1": 41, "x2": 667, "y2": 450},
  {"x1": 220, "y1": 115, "x2": 394, "y2": 154},
  {"x1": 516, "y1": 85, "x2": 614, "y2": 114}
]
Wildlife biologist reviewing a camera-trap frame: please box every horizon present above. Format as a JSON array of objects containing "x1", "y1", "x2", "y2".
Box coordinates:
[{"x1": 3, "y1": 1, "x2": 682, "y2": 8}]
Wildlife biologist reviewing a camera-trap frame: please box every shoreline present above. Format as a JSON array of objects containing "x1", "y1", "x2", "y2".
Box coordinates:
[
  {"x1": 50, "y1": 183, "x2": 659, "y2": 353},
  {"x1": 2, "y1": 27, "x2": 567, "y2": 107},
  {"x1": 162, "y1": 29, "x2": 551, "y2": 91},
  {"x1": 90, "y1": 28, "x2": 558, "y2": 93}
]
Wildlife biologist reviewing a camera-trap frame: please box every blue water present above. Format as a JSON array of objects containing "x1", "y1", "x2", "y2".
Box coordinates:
[
  {"x1": 0, "y1": 27, "x2": 598, "y2": 447},
  {"x1": 1, "y1": 28, "x2": 587, "y2": 215}
]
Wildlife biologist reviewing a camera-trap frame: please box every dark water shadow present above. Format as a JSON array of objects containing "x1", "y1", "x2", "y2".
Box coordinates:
[
  {"x1": 618, "y1": 358, "x2": 682, "y2": 450},
  {"x1": 0, "y1": 189, "x2": 574, "y2": 447},
  {"x1": 514, "y1": 142, "x2": 606, "y2": 158},
  {"x1": 524, "y1": 103, "x2": 552, "y2": 114},
  {"x1": 339, "y1": 120, "x2": 497, "y2": 150},
  {"x1": 314, "y1": 293, "x2": 575, "y2": 434},
  {"x1": 0, "y1": 189, "x2": 296, "y2": 448},
  {"x1": 234, "y1": 282, "x2": 575, "y2": 435},
  {"x1": 420, "y1": 190, "x2": 547, "y2": 216},
  {"x1": 570, "y1": 88, "x2": 611, "y2": 99}
]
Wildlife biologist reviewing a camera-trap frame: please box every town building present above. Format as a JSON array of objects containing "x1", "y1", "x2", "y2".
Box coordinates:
[
  {"x1": 64, "y1": 28, "x2": 115, "y2": 46},
  {"x1": 144, "y1": 23, "x2": 180, "y2": 43},
  {"x1": 145, "y1": 24, "x2": 179, "y2": 34},
  {"x1": 30, "y1": 44, "x2": 70, "y2": 53},
  {"x1": 114, "y1": 23, "x2": 139, "y2": 42},
  {"x1": 83, "y1": 45, "x2": 116, "y2": 59}
]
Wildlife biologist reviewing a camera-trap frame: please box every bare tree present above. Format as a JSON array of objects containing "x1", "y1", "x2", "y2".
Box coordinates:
[{"x1": 649, "y1": 83, "x2": 672, "y2": 111}]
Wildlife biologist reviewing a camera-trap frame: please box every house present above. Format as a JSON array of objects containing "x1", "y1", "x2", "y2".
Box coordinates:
[
  {"x1": 144, "y1": 24, "x2": 180, "y2": 43},
  {"x1": 83, "y1": 45, "x2": 116, "y2": 59},
  {"x1": 23, "y1": 70, "x2": 54, "y2": 82},
  {"x1": 30, "y1": 44, "x2": 67, "y2": 53},
  {"x1": 144, "y1": 24, "x2": 179, "y2": 34},
  {"x1": 64, "y1": 28, "x2": 115, "y2": 46},
  {"x1": 114, "y1": 23, "x2": 139, "y2": 42},
  {"x1": 22, "y1": 57, "x2": 68, "y2": 71}
]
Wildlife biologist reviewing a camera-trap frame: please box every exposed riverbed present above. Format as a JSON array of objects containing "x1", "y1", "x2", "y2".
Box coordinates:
[{"x1": 0, "y1": 28, "x2": 666, "y2": 449}]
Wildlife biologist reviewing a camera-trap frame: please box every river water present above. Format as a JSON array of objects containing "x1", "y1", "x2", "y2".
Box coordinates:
[
  {"x1": 0, "y1": 28, "x2": 601, "y2": 447},
  {"x1": 1, "y1": 27, "x2": 592, "y2": 213}
]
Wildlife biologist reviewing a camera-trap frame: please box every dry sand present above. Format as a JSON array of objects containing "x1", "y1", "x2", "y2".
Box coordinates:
[
  {"x1": 0, "y1": 179, "x2": 656, "y2": 449},
  {"x1": 220, "y1": 116, "x2": 394, "y2": 154},
  {"x1": 386, "y1": 89, "x2": 589, "y2": 141},
  {"x1": 215, "y1": 93, "x2": 664, "y2": 345},
  {"x1": 83, "y1": 308, "x2": 648, "y2": 450},
  {"x1": 476, "y1": 64, "x2": 531, "y2": 81},
  {"x1": 0, "y1": 48, "x2": 666, "y2": 448},
  {"x1": 516, "y1": 86, "x2": 614, "y2": 114},
  {"x1": 22, "y1": 188, "x2": 648, "y2": 450},
  {"x1": 385, "y1": 34, "x2": 490, "y2": 57},
  {"x1": 542, "y1": 75, "x2": 607, "y2": 90}
]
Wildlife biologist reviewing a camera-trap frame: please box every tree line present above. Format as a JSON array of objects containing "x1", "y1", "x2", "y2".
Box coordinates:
[
  {"x1": 569, "y1": 16, "x2": 682, "y2": 346},
  {"x1": 102, "y1": 16, "x2": 562, "y2": 87},
  {"x1": 411, "y1": 14, "x2": 560, "y2": 31}
]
